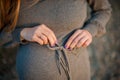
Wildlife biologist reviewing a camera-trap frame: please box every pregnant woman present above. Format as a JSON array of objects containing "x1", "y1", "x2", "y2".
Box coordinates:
[{"x1": 0, "y1": 0, "x2": 111, "y2": 80}]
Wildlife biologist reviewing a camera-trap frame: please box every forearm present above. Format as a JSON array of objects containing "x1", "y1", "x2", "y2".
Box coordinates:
[
  {"x1": 0, "y1": 26, "x2": 27, "y2": 48},
  {"x1": 83, "y1": 0, "x2": 112, "y2": 37},
  {"x1": 0, "y1": 30, "x2": 13, "y2": 48}
]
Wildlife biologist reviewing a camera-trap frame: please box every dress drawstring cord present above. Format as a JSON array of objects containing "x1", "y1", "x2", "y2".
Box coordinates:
[{"x1": 47, "y1": 44, "x2": 72, "y2": 80}]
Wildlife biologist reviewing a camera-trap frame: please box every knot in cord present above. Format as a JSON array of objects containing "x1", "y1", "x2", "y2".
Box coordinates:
[
  {"x1": 47, "y1": 44, "x2": 72, "y2": 80},
  {"x1": 47, "y1": 44, "x2": 63, "y2": 50}
]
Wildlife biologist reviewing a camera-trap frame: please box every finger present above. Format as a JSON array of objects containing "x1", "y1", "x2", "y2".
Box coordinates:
[
  {"x1": 76, "y1": 36, "x2": 88, "y2": 48},
  {"x1": 69, "y1": 33, "x2": 85, "y2": 49},
  {"x1": 82, "y1": 40, "x2": 88, "y2": 47},
  {"x1": 49, "y1": 30, "x2": 57, "y2": 43},
  {"x1": 82, "y1": 39, "x2": 92, "y2": 47},
  {"x1": 65, "y1": 30, "x2": 83, "y2": 49},
  {"x1": 37, "y1": 33, "x2": 48, "y2": 44},
  {"x1": 32, "y1": 35, "x2": 44, "y2": 45},
  {"x1": 37, "y1": 24, "x2": 56, "y2": 46},
  {"x1": 42, "y1": 24, "x2": 57, "y2": 43},
  {"x1": 43, "y1": 31, "x2": 55, "y2": 46}
]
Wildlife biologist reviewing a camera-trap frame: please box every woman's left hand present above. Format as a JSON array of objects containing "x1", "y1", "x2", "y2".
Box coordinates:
[{"x1": 65, "y1": 29, "x2": 92, "y2": 50}]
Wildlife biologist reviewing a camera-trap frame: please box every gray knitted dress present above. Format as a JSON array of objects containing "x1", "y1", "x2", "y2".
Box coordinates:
[{"x1": 10, "y1": 0, "x2": 111, "y2": 80}]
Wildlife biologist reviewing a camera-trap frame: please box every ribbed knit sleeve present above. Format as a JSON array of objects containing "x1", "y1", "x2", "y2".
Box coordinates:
[{"x1": 83, "y1": 0, "x2": 112, "y2": 37}]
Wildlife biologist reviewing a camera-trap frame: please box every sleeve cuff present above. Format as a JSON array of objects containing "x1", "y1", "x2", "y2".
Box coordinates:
[{"x1": 83, "y1": 21, "x2": 106, "y2": 37}]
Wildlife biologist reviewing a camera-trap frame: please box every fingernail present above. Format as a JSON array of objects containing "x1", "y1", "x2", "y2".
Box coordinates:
[
  {"x1": 64, "y1": 45, "x2": 67, "y2": 49},
  {"x1": 68, "y1": 48, "x2": 72, "y2": 51},
  {"x1": 66, "y1": 45, "x2": 69, "y2": 49},
  {"x1": 51, "y1": 44, "x2": 55, "y2": 47}
]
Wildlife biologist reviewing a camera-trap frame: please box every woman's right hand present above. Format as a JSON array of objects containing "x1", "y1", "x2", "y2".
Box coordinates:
[{"x1": 20, "y1": 24, "x2": 57, "y2": 46}]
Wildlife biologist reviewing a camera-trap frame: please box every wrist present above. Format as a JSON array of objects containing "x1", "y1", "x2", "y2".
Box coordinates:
[{"x1": 20, "y1": 28, "x2": 29, "y2": 43}]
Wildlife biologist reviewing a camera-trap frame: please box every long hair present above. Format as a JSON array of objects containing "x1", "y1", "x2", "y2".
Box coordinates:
[
  {"x1": 0, "y1": 0, "x2": 42, "y2": 32},
  {"x1": 0, "y1": 0, "x2": 21, "y2": 32}
]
